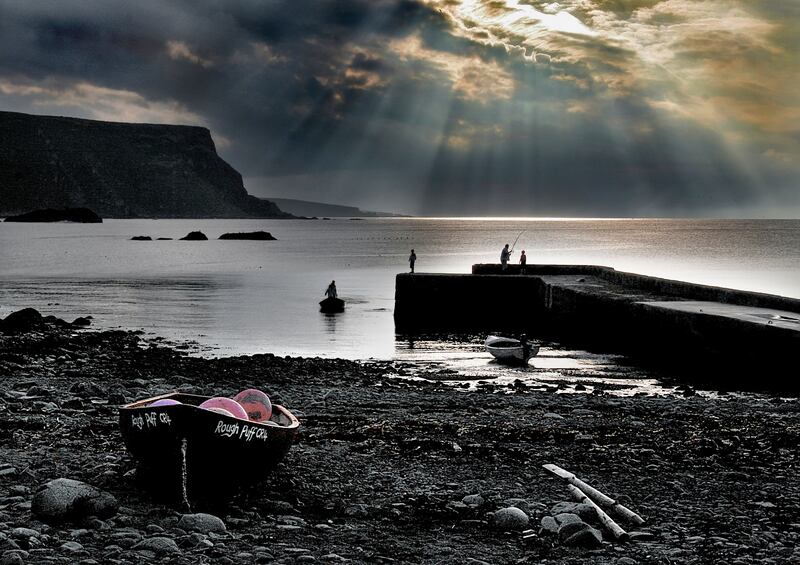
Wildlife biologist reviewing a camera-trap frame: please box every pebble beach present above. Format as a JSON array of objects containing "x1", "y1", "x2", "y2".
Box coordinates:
[{"x1": 1, "y1": 314, "x2": 799, "y2": 564}]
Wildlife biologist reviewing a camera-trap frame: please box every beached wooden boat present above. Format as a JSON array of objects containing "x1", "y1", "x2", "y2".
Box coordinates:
[
  {"x1": 320, "y1": 296, "x2": 345, "y2": 313},
  {"x1": 119, "y1": 392, "x2": 299, "y2": 504},
  {"x1": 484, "y1": 335, "x2": 539, "y2": 365}
]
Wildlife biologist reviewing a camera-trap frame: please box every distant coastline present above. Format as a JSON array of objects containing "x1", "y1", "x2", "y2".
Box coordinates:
[{"x1": 264, "y1": 197, "x2": 408, "y2": 218}]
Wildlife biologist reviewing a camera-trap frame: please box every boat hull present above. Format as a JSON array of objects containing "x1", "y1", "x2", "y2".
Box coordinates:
[
  {"x1": 320, "y1": 297, "x2": 345, "y2": 313},
  {"x1": 119, "y1": 392, "x2": 299, "y2": 503},
  {"x1": 484, "y1": 335, "x2": 539, "y2": 365}
]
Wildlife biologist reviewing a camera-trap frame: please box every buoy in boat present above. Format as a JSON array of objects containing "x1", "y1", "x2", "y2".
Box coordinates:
[
  {"x1": 199, "y1": 397, "x2": 248, "y2": 419},
  {"x1": 149, "y1": 399, "x2": 182, "y2": 407},
  {"x1": 234, "y1": 389, "x2": 273, "y2": 422}
]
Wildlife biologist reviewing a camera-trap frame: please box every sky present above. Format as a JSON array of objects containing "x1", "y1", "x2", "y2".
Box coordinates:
[{"x1": 0, "y1": 0, "x2": 798, "y2": 216}]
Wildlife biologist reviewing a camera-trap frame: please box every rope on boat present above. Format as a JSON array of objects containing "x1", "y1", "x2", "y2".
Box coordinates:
[{"x1": 180, "y1": 437, "x2": 192, "y2": 513}]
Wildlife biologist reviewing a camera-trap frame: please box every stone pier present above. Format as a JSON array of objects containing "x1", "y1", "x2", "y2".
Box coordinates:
[{"x1": 394, "y1": 265, "x2": 800, "y2": 389}]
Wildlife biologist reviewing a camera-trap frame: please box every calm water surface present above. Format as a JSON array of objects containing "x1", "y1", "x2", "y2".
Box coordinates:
[{"x1": 1, "y1": 218, "x2": 799, "y2": 365}]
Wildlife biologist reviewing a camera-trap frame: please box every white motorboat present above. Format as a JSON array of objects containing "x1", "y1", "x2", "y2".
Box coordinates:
[{"x1": 484, "y1": 335, "x2": 539, "y2": 365}]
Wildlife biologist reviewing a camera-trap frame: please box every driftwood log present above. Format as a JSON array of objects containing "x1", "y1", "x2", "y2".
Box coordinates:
[
  {"x1": 567, "y1": 484, "x2": 629, "y2": 540},
  {"x1": 542, "y1": 463, "x2": 646, "y2": 525}
]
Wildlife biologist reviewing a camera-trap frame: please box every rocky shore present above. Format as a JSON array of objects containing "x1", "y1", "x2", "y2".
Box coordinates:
[{"x1": 1, "y1": 315, "x2": 799, "y2": 564}]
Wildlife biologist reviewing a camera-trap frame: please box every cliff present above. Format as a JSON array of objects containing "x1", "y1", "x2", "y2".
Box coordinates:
[{"x1": 0, "y1": 111, "x2": 290, "y2": 218}]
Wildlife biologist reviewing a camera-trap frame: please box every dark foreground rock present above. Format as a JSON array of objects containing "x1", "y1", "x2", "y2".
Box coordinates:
[
  {"x1": 179, "y1": 231, "x2": 208, "y2": 241},
  {"x1": 3, "y1": 207, "x2": 102, "y2": 223},
  {"x1": 0, "y1": 308, "x2": 44, "y2": 333},
  {"x1": 218, "y1": 231, "x2": 277, "y2": 240},
  {"x1": 0, "y1": 323, "x2": 799, "y2": 564},
  {"x1": 31, "y1": 479, "x2": 118, "y2": 524}
]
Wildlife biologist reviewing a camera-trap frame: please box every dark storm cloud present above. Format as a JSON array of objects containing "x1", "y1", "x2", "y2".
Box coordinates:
[{"x1": 0, "y1": 0, "x2": 797, "y2": 216}]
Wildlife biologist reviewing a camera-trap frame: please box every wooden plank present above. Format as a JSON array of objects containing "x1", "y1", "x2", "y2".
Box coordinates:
[{"x1": 543, "y1": 463, "x2": 645, "y2": 526}]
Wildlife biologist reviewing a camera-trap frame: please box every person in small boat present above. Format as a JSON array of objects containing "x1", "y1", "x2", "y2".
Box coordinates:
[
  {"x1": 500, "y1": 244, "x2": 511, "y2": 271},
  {"x1": 519, "y1": 250, "x2": 527, "y2": 274},
  {"x1": 324, "y1": 280, "x2": 338, "y2": 299},
  {"x1": 519, "y1": 333, "x2": 532, "y2": 360},
  {"x1": 409, "y1": 249, "x2": 417, "y2": 273}
]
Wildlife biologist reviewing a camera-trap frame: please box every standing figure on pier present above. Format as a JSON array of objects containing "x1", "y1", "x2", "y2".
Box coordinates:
[
  {"x1": 409, "y1": 249, "x2": 417, "y2": 273},
  {"x1": 519, "y1": 250, "x2": 527, "y2": 274},
  {"x1": 500, "y1": 244, "x2": 511, "y2": 271}
]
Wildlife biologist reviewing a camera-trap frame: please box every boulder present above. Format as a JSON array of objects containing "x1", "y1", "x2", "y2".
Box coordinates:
[
  {"x1": 177, "y1": 513, "x2": 226, "y2": 534},
  {"x1": 9, "y1": 528, "x2": 39, "y2": 540},
  {"x1": 0, "y1": 553, "x2": 24, "y2": 565},
  {"x1": 562, "y1": 525, "x2": 603, "y2": 548},
  {"x1": 31, "y1": 478, "x2": 117, "y2": 524},
  {"x1": 502, "y1": 498, "x2": 532, "y2": 515},
  {"x1": 540, "y1": 516, "x2": 559, "y2": 534},
  {"x1": 131, "y1": 537, "x2": 180, "y2": 554},
  {"x1": 179, "y1": 231, "x2": 208, "y2": 241},
  {"x1": 130, "y1": 236, "x2": 152, "y2": 241},
  {"x1": 1, "y1": 308, "x2": 44, "y2": 334},
  {"x1": 71, "y1": 317, "x2": 92, "y2": 327},
  {"x1": 558, "y1": 520, "x2": 589, "y2": 541},
  {"x1": 218, "y1": 231, "x2": 276, "y2": 240},
  {"x1": 553, "y1": 512, "x2": 583, "y2": 526},
  {"x1": 69, "y1": 381, "x2": 107, "y2": 398},
  {"x1": 61, "y1": 398, "x2": 84, "y2": 410},
  {"x1": 462, "y1": 494, "x2": 484, "y2": 507},
  {"x1": 492, "y1": 507, "x2": 529, "y2": 531},
  {"x1": 551, "y1": 501, "x2": 596, "y2": 522}
]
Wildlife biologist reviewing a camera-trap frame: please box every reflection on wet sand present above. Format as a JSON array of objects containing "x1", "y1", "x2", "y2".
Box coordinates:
[{"x1": 393, "y1": 336, "x2": 681, "y2": 397}]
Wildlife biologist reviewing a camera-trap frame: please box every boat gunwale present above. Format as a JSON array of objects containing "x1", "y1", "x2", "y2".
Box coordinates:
[{"x1": 120, "y1": 391, "x2": 300, "y2": 430}]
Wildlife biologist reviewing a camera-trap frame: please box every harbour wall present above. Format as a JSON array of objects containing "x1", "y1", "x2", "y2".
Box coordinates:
[{"x1": 394, "y1": 265, "x2": 800, "y2": 388}]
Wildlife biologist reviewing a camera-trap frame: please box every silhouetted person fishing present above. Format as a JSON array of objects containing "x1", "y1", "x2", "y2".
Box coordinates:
[
  {"x1": 500, "y1": 244, "x2": 511, "y2": 271},
  {"x1": 409, "y1": 249, "x2": 417, "y2": 273},
  {"x1": 325, "y1": 280, "x2": 337, "y2": 299}
]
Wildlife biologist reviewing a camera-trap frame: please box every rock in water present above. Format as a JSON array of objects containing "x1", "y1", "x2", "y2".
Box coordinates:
[
  {"x1": 4, "y1": 207, "x2": 102, "y2": 223},
  {"x1": 31, "y1": 478, "x2": 117, "y2": 524},
  {"x1": 218, "y1": 231, "x2": 277, "y2": 240},
  {"x1": 178, "y1": 513, "x2": 226, "y2": 533},
  {"x1": 1, "y1": 308, "x2": 44, "y2": 334},
  {"x1": 130, "y1": 236, "x2": 152, "y2": 241},
  {"x1": 492, "y1": 507, "x2": 529, "y2": 531},
  {"x1": 180, "y1": 231, "x2": 208, "y2": 241}
]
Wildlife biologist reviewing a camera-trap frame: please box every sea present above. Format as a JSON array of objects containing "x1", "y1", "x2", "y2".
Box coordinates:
[{"x1": 1, "y1": 218, "x2": 799, "y2": 391}]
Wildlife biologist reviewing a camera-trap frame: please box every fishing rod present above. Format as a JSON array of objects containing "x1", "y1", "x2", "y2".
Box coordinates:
[{"x1": 510, "y1": 230, "x2": 525, "y2": 254}]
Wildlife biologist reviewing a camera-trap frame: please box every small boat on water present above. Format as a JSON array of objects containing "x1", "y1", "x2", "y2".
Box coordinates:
[
  {"x1": 484, "y1": 335, "x2": 539, "y2": 365},
  {"x1": 119, "y1": 392, "x2": 299, "y2": 505},
  {"x1": 320, "y1": 296, "x2": 345, "y2": 313}
]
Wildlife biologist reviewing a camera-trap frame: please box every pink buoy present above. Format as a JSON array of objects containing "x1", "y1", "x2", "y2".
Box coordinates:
[
  {"x1": 206, "y1": 407, "x2": 235, "y2": 418},
  {"x1": 233, "y1": 389, "x2": 273, "y2": 423},
  {"x1": 149, "y1": 398, "x2": 182, "y2": 407},
  {"x1": 199, "y1": 397, "x2": 248, "y2": 419}
]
